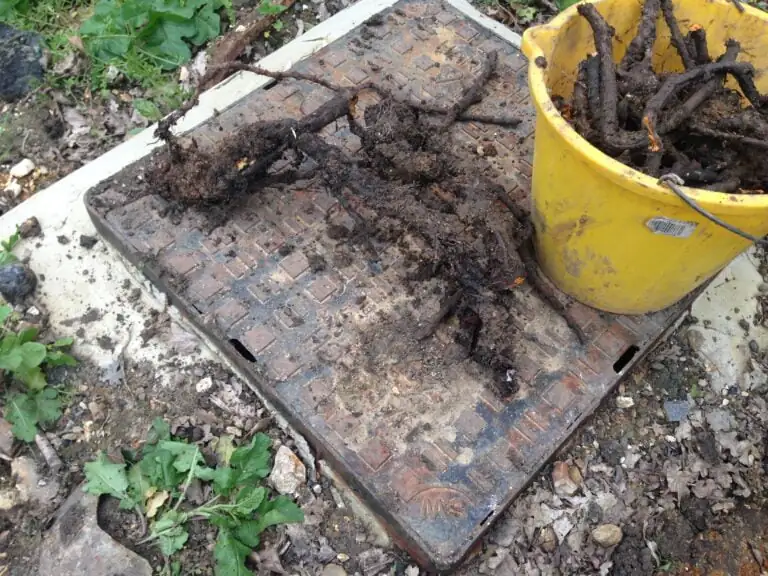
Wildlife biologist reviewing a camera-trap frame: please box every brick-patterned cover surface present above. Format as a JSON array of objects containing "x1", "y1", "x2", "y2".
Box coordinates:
[{"x1": 86, "y1": 1, "x2": 688, "y2": 570}]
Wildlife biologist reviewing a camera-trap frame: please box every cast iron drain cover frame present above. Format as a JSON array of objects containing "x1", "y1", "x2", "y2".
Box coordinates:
[{"x1": 85, "y1": 1, "x2": 691, "y2": 570}]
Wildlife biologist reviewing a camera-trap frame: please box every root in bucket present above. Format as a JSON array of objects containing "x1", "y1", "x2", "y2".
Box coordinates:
[
  {"x1": 558, "y1": 0, "x2": 768, "y2": 192},
  {"x1": 148, "y1": 53, "x2": 586, "y2": 398}
]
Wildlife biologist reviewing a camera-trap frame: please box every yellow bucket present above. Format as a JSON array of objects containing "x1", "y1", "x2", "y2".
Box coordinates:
[{"x1": 521, "y1": 0, "x2": 768, "y2": 314}]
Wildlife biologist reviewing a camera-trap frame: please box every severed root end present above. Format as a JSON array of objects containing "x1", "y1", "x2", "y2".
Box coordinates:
[{"x1": 642, "y1": 116, "x2": 662, "y2": 152}]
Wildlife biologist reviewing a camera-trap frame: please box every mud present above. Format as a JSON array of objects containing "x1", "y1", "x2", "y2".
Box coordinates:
[{"x1": 562, "y1": 0, "x2": 768, "y2": 193}]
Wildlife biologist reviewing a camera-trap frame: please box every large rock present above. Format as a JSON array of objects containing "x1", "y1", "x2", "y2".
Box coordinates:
[
  {"x1": 0, "y1": 23, "x2": 45, "y2": 102},
  {"x1": 38, "y1": 487, "x2": 152, "y2": 576},
  {"x1": 0, "y1": 262, "x2": 37, "y2": 303}
]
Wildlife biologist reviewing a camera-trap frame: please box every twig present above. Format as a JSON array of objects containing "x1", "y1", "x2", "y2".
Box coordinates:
[
  {"x1": 518, "y1": 239, "x2": 588, "y2": 345},
  {"x1": 577, "y1": 4, "x2": 619, "y2": 138},
  {"x1": 620, "y1": 0, "x2": 661, "y2": 71},
  {"x1": 440, "y1": 51, "x2": 498, "y2": 128},
  {"x1": 689, "y1": 26, "x2": 710, "y2": 65},
  {"x1": 157, "y1": 59, "x2": 521, "y2": 143},
  {"x1": 245, "y1": 416, "x2": 274, "y2": 438},
  {"x1": 659, "y1": 40, "x2": 740, "y2": 134},
  {"x1": 35, "y1": 433, "x2": 62, "y2": 473},
  {"x1": 642, "y1": 61, "x2": 755, "y2": 150},
  {"x1": 730, "y1": 0, "x2": 745, "y2": 12},
  {"x1": 661, "y1": 0, "x2": 695, "y2": 69},
  {"x1": 690, "y1": 124, "x2": 768, "y2": 150}
]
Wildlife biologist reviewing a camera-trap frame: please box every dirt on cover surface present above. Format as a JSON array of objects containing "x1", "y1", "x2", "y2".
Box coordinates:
[
  {"x1": 557, "y1": 0, "x2": 768, "y2": 193},
  {"x1": 143, "y1": 50, "x2": 581, "y2": 399}
]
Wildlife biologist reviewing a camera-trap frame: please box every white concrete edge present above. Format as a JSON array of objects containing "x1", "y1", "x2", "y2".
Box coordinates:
[
  {"x1": 0, "y1": 0, "x2": 401, "y2": 228},
  {"x1": 444, "y1": 0, "x2": 523, "y2": 48}
]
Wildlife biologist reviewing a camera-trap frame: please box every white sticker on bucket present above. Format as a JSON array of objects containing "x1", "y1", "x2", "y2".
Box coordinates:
[{"x1": 646, "y1": 217, "x2": 697, "y2": 238}]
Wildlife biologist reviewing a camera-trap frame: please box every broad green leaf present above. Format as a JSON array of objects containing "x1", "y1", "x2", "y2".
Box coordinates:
[
  {"x1": 232, "y1": 520, "x2": 262, "y2": 548},
  {"x1": 17, "y1": 366, "x2": 47, "y2": 391},
  {"x1": 0, "y1": 252, "x2": 17, "y2": 267},
  {"x1": 189, "y1": 6, "x2": 220, "y2": 46},
  {"x1": 172, "y1": 444, "x2": 203, "y2": 473},
  {"x1": 234, "y1": 485, "x2": 266, "y2": 516},
  {"x1": 158, "y1": 524, "x2": 188, "y2": 556},
  {"x1": 0, "y1": 346, "x2": 23, "y2": 372},
  {"x1": 229, "y1": 433, "x2": 271, "y2": 485},
  {"x1": 52, "y1": 337, "x2": 74, "y2": 348},
  {"x1": 214, "y1": 528, "x2": 253, "y2": 576},
  {"x1": 83, "y1": 453, "x2": 129, "y2": 499},
  {"x1": 141, "y1": 17, "x2": 196, "y2": 68},
  {"x1": 127, "y1": 464, "x2": 153, "y2": 511},
  {"x1": 17, "y1": 327, "x2": 39, "y2": 345},
  {"x1": 140, "y1": 447, "x2": 182, "y2": 490},
  {"x1": 258, "y1": 0, "x2": 288, "y2": 16},
  {"x1": 133, "y1": 99, "x2": 162, "y2": 122},
  {"x1": 19, "y1": 341, "x2": 48, "y2": 369},
  {"x1": 5, "y1": 392, "x2": 37, "y2": 441},
  {"x1": 34, "y1": 388, "x2": 62, "y2": 424},
  {"x1": 197, "y1": 465, "x2": 237, "y2": 496},
  {"x1": 45, "y1": 350, "x2": 78, "y2": 367},
  {"x1": 0, "y1": 305, "x2": 12, "y2": 325},
  {"x1": 147, "y1": 418, "x2": 171, "y2": 445},
  {"x1": 253, "y1": 496, "x2": 304, "y2": 533}
]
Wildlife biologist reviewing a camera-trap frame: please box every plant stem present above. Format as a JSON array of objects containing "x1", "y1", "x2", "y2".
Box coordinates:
[{"x1": 172, "y1": 447, "x2": 199, "y2": 512}]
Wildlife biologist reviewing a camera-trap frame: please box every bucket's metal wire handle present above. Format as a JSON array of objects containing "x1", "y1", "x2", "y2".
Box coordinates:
[{"x1": 658, "y1": 174, "x2": 768, "y2": 247}]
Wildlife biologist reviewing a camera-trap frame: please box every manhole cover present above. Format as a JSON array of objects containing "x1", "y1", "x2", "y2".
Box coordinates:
[{"x1": 86, "y1": 0, "x2": 690, "y2": 570}]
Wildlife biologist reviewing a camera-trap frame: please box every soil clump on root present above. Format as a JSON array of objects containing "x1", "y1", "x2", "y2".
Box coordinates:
[
  {"x1": 148, "y1": 54, "x2": 585, "y2": 398},
  {"x1": 559, "y1": 0, "x2": 768, "y2": 193}
]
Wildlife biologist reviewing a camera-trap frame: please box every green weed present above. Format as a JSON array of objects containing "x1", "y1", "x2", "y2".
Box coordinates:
[
  {"x1": 0, "y1": 229, "x2": 77, "y2": 441},
  {"x1": 84, "y1": 419, "x2": 304, "y2": 574}
]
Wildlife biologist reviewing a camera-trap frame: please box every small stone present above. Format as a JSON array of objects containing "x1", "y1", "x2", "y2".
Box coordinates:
[
  {"x1": 0, "y1": 417, "x2": 13, "y2": 457},
  {"x1": 0, "y1": 262, "x2": 36, "y2": 304},
  {"x1": 195, "y1": 376, "x2": 214, "y2": 393},
  {"x1": 405, "y1": 567, "x2": 420, "y2": 576},
  {"x1": 552, "y1": 461, "x2": 579, "y2": 497},
  {"x1": 750, "y1": 340, "x2": 760, "y2": 354},
  {"x1": 12, "y1": 456, "x2": 58, "y2": 505},
  {"x1": 739, "y1": 318, "x2": 751, "y2": 332},
  {"x1": 18, "y1": 216, "x2": 40, "y2": 238},
  {"x1": 312, "y1": 483, "x2": 322, "y2": 494},
  {"x1": 79, "y1": 235, "x2": 98, "y2": 249},
  {"x1": 592, "y1": 524, "x2": 623, "y2": 548},
  {"x1": 0, "y1": 489, "x2": 18, "y2": 510},
  {"x1": 663, "y1": 400, "x2": 689, "y2": 423},
  {"x1": 224, "y1": 426, "x2": 242, "y2": 437},
  {"x1": 87, "y1": 401, "x2": 104, "y2": 421},
  {"x1": 9, "y1": 158, "x2": 35, "y2": 179},
  {"x1": 336, "y1": 552, "x2": 350, "y2": 562},
  {"x1": 4, "y1": 180, "x2": 21, "y2": 197},
  {"x1": 269, "y1": 446, "x2": 306, "y2": 495},
  {"x1": 538, "y1": 525, "x2": 557, "y2": 552},
  {"x1": 651, "y1": 362, "x2": 665, "y2": 371},
  {"x1": 321, "y1": 565, "x2": 347, "y2": 576},
  {"x1": 615, "y1": 396, "x2": 634, "y2": 409}
]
